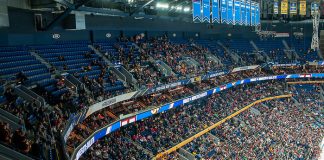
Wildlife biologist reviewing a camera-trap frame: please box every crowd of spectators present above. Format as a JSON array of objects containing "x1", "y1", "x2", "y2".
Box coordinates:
[
  {"x1": 81, "y1": 81, "x2": 287, "y2": 158},
  {"x1": 169, "y1": 82, "x2": 322, "y2": 159},
  {"x1": 1, "y1": 36, "x2": 324, "y2": 160},
  {"x1": 66, "y1": 67, "x2": 267, "y2": 149},
  {"x1": 67, "y1": 47, "x2": 271, "y2": 153},
  {"x1": 3, "y1": 63, "x2": 267, "y2": 159},
  {"x1": 97, "y1": 35, "x2": 225, "y2": 87},
  {"x1": 0, "y1": 121, "x2": 34, "y2": 154},
  {"x1": 81, "y1": 131, "x2": 151, "y2": 160},
  {"x1": 204, "y1": 88, "x2": 322, "y2": 159},
  {"x1": 0, "y1": 93, "x2": 53, "y2": 159},
  {"x1": 66, "y1": 65, "x2": 324, "y2": 157},
  {"x1": 81, "y1": 80, "x2": 323, "y2": 160},
  {"x1": 66, "y1": 85, "x2": 194, "y2": 151}
]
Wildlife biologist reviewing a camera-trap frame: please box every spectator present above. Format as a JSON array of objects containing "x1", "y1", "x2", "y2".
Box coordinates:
[
  {"x1": 16, "y1": 71, "x2": 28, "y2": 84},
  {"x1": 58, "y1": 55, "x2": 65, "y2": 61}
]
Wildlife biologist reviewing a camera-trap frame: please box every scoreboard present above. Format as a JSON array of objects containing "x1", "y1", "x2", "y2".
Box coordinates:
[{"x1": 192, "y1": 0, "x2": 260, "y2": 26}]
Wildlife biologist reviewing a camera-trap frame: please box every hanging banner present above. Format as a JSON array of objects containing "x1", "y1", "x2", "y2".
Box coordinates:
[
  {"x1": 221, "y1": 0, "x2": 227, "y2": 23},
  {"x1": 246, "y1": 0, "x2": 251, "y2": 26},
  {"x1": 234, "y1": 0, "x2": 241, "y2": 25},
  {"x1": 290, "y1": 1, "x2": 297, "y2": 15},
  {"x1": 281, "y1": 0, "x2": 288, "y2": 15},
  {"x1": 203, "y1": 0, "x2": 211, "y2": 23},
  {"x1": 274, "y1": 0, "x2": 279, "y2": 14},
  {"x1": 251, "y1": 1, "x2": 256, "y2": 26},
  {"x1": 255, "y1": 2, "x2": 260, "y2": 26},
  {"x1": 227, "y1": 0, "x2": 234, "y2": 24},
  {"x1": 241, "y1": 0, "x2": 246, "y2": 25},
  {"x1": 299, "y1": 0, "x2": 306, "y2": 16},
  {"x1": 193, "y1": 0, "x2": 202, "y2": 22},
  {"x1": 212, "y1": 0, "x2": 220, "y2": 23},
  {"x1": 311, "y1": 2, "x2": 319, "y2": 15}
]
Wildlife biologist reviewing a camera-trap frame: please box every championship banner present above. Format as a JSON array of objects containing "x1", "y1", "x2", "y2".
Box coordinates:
[
  {"x1": 251, "y1": 1, "x2": 256, "y2": 26},
  {"x1": 299, "y1": 0, "x2": 306, "y2": 16},
  {"x1": 246, "y1": 0, "x2": 251, "y2": 26},
  {"x1": 311, "y1": 2, "x2": 319, "y2": 15},
  {"x1": 193, "y1": 0, "x2": 202, "y2": 22},
  {"x1": 241, "y1": 0, "x2": 246, "y2": 25},
  {"x1": 281, "y1": 0, "x2": 288, "y2": 15},
  {"x1": 234, "y1": 0, "x2": 241, "y2": 25},
  {"x1": 203, "y1": 0, "x2": 211, "y2": 23},
  {"x1": 212, "y1": 0, "x2": 220, "y2": 23},
  {"x1": 274, "y1": 0, "x2": 279, "y2": 14},
  {"x1": 290, "y1": 1, "x2": 297, "y2": 15},
  {"x1": 255, "y1": 2, "x2": 260, "y2": 25},
  {"x1": 221, "y1": 0, "x2": 227, "y2": 23},
  {"x1": 227, "y1": 0, "x2": 234, "y2": 24}
]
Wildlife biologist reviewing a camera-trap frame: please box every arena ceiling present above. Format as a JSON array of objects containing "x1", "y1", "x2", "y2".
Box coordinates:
[
  {"x1": 31, "y1": 0, "x2": 322, "y2": 18},
  {"x1": 29, "y1": 0, "x2": 323, "y2": 30}
]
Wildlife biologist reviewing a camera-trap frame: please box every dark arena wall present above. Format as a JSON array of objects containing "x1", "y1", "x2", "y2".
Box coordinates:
[{"x1": 0, "y1": 7, "x2": 322, "y2": 46}]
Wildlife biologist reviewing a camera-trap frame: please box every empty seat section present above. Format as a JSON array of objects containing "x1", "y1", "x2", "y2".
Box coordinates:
[
  {"x1": 253, "y1": 39, "x2": 288, "y2": 63},
  {"x1": 289, "y1": 38, "x2": 320, "y2": 62},
  {"x1": 0, "y1": 48, "x2": 51, "y2": 85},
  {"x1": 33, "y1": 41, "x2": 126, "y2": 96},
  {"x1": 195, "y1": 39, "x2": 233, "y2": 66}
]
